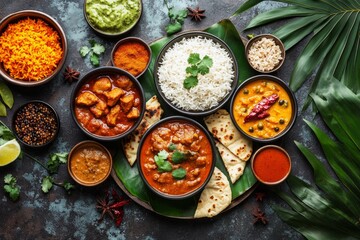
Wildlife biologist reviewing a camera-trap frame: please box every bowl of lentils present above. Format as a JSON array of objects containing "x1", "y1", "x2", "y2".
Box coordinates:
[{"x1": 12, "y1": 101, "x2": 60, "y2": 147}]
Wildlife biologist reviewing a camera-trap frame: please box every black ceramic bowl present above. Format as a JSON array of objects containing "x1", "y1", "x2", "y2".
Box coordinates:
[
  {"x1": 70, "y1": 67, "x2": 145, "y2": 141},
  {"x1": 111, "y1": 37, "x2": 152, "y2": 78},
  {"x1": 0, "y1": 10, "x2": 67, "y2": 87},
  {"x1": 83, "y1": 0, "x2": 143, "y2": 37},
  {"x1": 230, "y1": 75, "x2": 297, "y2": 142},
  {"x1": 137, "y1": 116, "x2": 216, "y2": 200},
  {"x1": 153, "y1": 31, "x2": 238, "y2": 117},
  {"x1": 12, "y1": 101, "x2": 60, "y2": 148}
]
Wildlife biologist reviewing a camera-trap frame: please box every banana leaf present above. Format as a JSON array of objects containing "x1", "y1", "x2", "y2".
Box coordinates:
[
  {"x1": 232, "y1": 0, "x2": 360, "y2": 107},
  {"x1": 270, "y1": 79, "x2": 360, "y2": 239},
  {"x1": 112, "y1": 19, "x2": 257, "y2": 218}
]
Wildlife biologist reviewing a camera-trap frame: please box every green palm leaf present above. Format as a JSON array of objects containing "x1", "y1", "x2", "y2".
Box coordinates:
[
  {"x1": 233, "y1": 0, "x2": 360, "y2": 103},
  {"x1": 270, "y1": 79, "x2": 360, "y2": 239}
]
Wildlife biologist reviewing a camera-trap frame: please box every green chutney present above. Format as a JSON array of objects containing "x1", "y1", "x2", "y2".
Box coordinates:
[{"x1": 86, "y1": 0, "x2": 141, "y2": 34}]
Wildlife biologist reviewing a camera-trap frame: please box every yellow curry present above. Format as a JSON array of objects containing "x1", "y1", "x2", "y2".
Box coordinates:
[{"x1": 232, "y1": 79, "x2": 292, "y2": 139}]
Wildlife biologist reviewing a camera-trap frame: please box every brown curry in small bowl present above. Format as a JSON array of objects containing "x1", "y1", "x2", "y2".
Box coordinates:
[
  {"x1": 137, "y1": 116, "x2": 215, "y2": 199},
  {"x1": 71, "y1": 67, "x2": 145, "y2": 141}
]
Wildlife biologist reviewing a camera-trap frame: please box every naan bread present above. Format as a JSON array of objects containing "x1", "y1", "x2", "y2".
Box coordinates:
[
  {"x1": 194, "y1": 167, "x2": 232, "y2": 218},
  {"x1": 124, "y1": 96, "x2": 163, "y2": 166},
  {"x1": 215, "y1": 140, "x2": 246, "y2": 184},
  {"x1": 204, "y1": 109, "x2": 252, "y2": 161}
]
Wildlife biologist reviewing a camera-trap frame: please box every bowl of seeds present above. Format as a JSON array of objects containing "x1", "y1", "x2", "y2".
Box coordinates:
[{"x1": 12, "y1": 101, "x2": 60, "y2": 148}]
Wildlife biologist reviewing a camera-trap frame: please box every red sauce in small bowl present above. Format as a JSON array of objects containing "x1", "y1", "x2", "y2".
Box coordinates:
[{"x1": 251, "y1": 145, "x2": 291, "y2": 184}]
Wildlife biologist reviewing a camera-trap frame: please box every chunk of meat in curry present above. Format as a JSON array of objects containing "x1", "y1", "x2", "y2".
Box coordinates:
[
  {"x1": 114, "y1": 75, "x2": 133, "y2": 90},
  {"x1": 106, "y1": 105, "x2": 121, "y2": 127},
  {"x1": 120, "y1": 94, "x2": 134, "y2": 113},
  {"x1": 90, "y1": 99, "x2": 108, "y2": 118},
  {"x1": 93, "y1": 77, "x2": 112, "y2": 94},
  {"x1": 76, "y1": 92, "x2": 98, "y2": 106},
  {"x1": 105, "y1": 88, "x2": 125, "y2": 106}
]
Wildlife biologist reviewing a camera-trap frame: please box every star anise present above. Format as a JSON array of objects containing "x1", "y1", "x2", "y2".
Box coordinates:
[
  {"x1": 252, "y1": 207, "x2": 268, "y2": 225},
  {"x1": 187, "y1": 6, "x2": 206, "y2": 21},
  {"x1": 96, "y1": 188, "x2": 130, "y2": 227},
  {"x1": 255, "y1": 192, "x2": 266, "y2": 202},
  {"x1": 63, "y1": 66, "x2": 80, "y2": 83}
]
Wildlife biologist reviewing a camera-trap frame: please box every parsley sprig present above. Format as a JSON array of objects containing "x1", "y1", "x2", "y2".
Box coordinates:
[
  {"x1": 184, "y1": 53, "x2": 213, "y2": 89},
  {"x1": 79, "y1": 39, "x2": 105, "y2": 67}
]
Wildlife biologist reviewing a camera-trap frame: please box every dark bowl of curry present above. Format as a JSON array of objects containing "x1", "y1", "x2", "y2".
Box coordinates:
[
  {"x1": 68, "y1": 140, "x2": 112, "y2": 186},
  {"x1": 12, "y1": 101, "x2": 60, "y2": 148},
  {"x1": 71, "y1": 66, "x2": 145, "y2": 141},
  {"x1": 0, "y1": 10, "x2": 67, "y2": 87},
  {"x1": 230, "y1": 75, "x2": 297, "y2": 142},
  {"x1": 111, "y1": 37, "x2": 151, "y2": 78},
  {"x1": 251, "y1": 145, "x2": 291, "y2": 185},
  {"x1": 137, "y1": 116, "x2": 216, "y2": 200}
]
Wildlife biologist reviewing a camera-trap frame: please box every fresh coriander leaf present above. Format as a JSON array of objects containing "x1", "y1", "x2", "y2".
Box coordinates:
[
  {"x1": 90, "y1": 53, "x2": 100, "y2": 66},
  {"x1": 4, "y1": 174, "x2": 20, "y2": 201},
  {"x1": 172, "y1": 168, "x2": 187, "y2": 179},
  {"x1": 92, "y1": 43, "x2": 105, "y2": 55},
  {"x1": 165, "y1": 21, "x2": 182, "y2": 35},
  {"x1": 51, "y1": 152, "x2": 68, "y2": 164},
  {"x1": 188, "y1": 53, "x2": 201, "y2": 65},
  {"x1": 63, "y1": 182, "x2": 75, "y2": 194},
  {"x1": 201, "y1": 55, "x2": 213, "y2": 68},
  {"x1": 157, "y1": 150, "x2": 169, "y2": 160},
  {"x1": 159, "y1": 161, "x2": 172, "y2": 172},
  {"x1": 47, "y1": 152, "x2": 68, "y2": 174},
  {"x1": 197, "y1": 64, "x2": 210, "y2": 75},
  {"x1": 79, "y1": 46, "x2": 90, "y2": 57},
  {"x1": 168, "y1": 7, "x2": 175, "y2": 19},
  {"x1": 0, "y1": 81, "x2": 14, "y2": 108},
  {"x1": 186, "y1": 65, "x2": 199, "y2": 77},
  {"x1": 168, "y1": 143, "x2": 177, "y2": 151},
  {"x1": 176, "y1": 9, "x2": 188, "y2": 19},
  {"x1": 172, "y1": 150, "x2": 186, "y2": 164},
  {"x1": 184, "y1": 76, "x2": 198, "y2": 89},
  {"x1": 41, "y1": 176, "x2": 53, "y2": 193}
]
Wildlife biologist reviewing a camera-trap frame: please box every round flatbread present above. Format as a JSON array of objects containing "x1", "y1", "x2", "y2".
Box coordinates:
[{"x1": 194, "y1": 167, "x2": 232, "y2": 218}]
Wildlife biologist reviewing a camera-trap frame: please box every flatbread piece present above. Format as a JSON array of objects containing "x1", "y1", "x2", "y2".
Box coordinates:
[
  {"x1": 194, "y1": 167, "x2": 232, "y2": 218},
  {"x1": 124, "y1": 95, "x2": 163, "y2": 166}
]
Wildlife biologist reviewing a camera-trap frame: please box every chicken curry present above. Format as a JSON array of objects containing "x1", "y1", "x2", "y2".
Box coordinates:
[
  {"x1": 140, "y1": 120, "x2": 213, "y2": 196},
  {"x1": 75, "y1": 74, "x2": 142, "y2": 136}
]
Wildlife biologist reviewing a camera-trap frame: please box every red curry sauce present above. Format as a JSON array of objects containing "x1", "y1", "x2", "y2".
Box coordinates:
[
  {"x1": 252, "y1": 146, "x2": 290, "y2": 183},
  {"x1": 75, "y1": 74, "x2": 142, "y2": 136},
  {"x1": 140, "y1": 120, "x2": 213, "y2": 196}
]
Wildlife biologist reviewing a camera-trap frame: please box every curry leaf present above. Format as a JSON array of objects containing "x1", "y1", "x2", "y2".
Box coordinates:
[{"x1": 172, "y1": 168, "x2": 187, "y2": 179}]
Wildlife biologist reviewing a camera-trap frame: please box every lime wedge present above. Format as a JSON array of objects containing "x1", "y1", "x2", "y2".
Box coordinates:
[{"x1": 0, "y1": 139, "x2": 21, "y2": 166}]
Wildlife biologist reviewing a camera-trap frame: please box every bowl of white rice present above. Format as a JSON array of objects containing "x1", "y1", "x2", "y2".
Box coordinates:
[{"x1": 154, "y1": 31, "x2": 238, "y2": 116}]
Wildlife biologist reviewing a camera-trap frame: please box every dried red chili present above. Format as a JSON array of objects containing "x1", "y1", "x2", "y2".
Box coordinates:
[{"x1": 244, "y1": 94, "x2": 279, "y2": 123}]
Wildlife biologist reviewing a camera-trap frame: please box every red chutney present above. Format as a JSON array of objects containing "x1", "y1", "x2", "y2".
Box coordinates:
[
  {"x1": 252, "y1": 146, "x2": 290, "y2": 183},
  {"x1": 140, "y1": 120, "x2": 213, "y2": 196},
  {"x1": 75, "y1": 74, "x2": 142, "y2": 136}
]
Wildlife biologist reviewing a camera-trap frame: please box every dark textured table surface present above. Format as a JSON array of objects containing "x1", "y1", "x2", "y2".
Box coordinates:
[{"x1": 0, "y1": 0, "x2": 321, "y2": 239}]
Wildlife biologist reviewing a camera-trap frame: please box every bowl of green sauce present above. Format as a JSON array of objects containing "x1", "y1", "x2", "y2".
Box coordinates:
[{"x1": 84, "y1": 0, "x2": 142, "y2": 36}]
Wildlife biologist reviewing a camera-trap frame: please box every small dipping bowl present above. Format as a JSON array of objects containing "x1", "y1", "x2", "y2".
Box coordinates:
[
  {"x1": 0, "y1": 10, "x2": 67, "y2": 87},
  {"x1": 68, "y1": 140, "x2": 112, "y2": 187},
  {"x1": 84, "y1": 0, "x2": 142, "y2": 37},
  {"x1": 245, "y1": 34, "x2": 285, "y2": 73},
  {"x1": 230, "y1": 75, "x2": 297, "y2": 142},
  {"x1": 111, "y1": 37, "x2": 151, "y2": 78},
  {"x1": 12, "y1": 101, "x2": 60, "y2": 148},
  {"x1": 251, "y1": 145, "x2": 291, "y2": 185}
]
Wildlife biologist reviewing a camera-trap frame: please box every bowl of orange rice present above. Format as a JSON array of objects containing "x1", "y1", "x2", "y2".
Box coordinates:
[{"x1": 0, "y1": 10, "x2": 68, "y2": 87}]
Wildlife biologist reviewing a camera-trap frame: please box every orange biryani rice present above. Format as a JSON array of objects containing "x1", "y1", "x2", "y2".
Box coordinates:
[{"x1": 0, "y1": 18, "x2": 63, "y2": 81}]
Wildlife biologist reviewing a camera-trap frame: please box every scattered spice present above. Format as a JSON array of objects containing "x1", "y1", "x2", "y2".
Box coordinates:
[
  {"x1": 64, "y1": 66, "x2": 80, "y2": 84},
  {"x1": 255, "y1": 192, "x2": 266, "y2": 202},
  {"x1": 113, "y1": 41, "x2": 150, "y2": 77},
  {"x1": 244, "y1": 94, "x2": 279, "y2": 122},
  {"x1": 252, "y1": 207, "x2": 268, "y2": 225},
  {"x1": 14, "y1": 102, "x2": 58, "y2": 146},
  {"x1": 96, "y1": 188, "x2": 130, "y2": 227},
  {"x1": 187, "y1": 6, "x2": 206, "y2": 21},
  {"x1": 0, "y1": 18, "x2": 63, "y2": 81}
]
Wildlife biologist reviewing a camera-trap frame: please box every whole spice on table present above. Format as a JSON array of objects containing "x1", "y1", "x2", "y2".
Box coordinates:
[
  {"x1": 187, "y1": 6, "x2": 206, "y2": 21},
  {"x1": 14, "y1": 102, "x2": 58, "y2": 146},
  {"x1": 244, "y1": 94, "x2": 279, "y2": 122},
  {"x1": 113, "y1": 41, "x2": 150, "y2": 77},
  {"x1": 63, "y1": 66, "x2": 80, "y2": 84},
  {"x1": 0, "y1": 18, "x2": 63, "y2": 81},
  {"x1": 252, "y1": 207, "x2": 268, "y2": 225}
]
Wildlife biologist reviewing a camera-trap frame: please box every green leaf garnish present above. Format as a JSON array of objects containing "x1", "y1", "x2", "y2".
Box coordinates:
[
  {"x1": 172, "y1": 150, "x2": 186, "y2": 164},
  {"x1": 3, "y1": 174, "x2": 20, "y2": 201},
  {"x1": 79, "y1": 46, "x2": 90, "y2": 58},
  {"x1": 164, "y1": 1, "x2": 187, "y2": 36},
  {"x1": 172, "y1": 168, "x2": 187, "y2": 179},
  {"x1": 47, "y1": 152, "x2": 68, "y2": 174},
  {"x1": 63, "y1": 182, "x2": 75, "y2": 194},
  {"x1": 188, "y1": 53, "x2": 201, "y2": 65},
  {"x1": 90, "y1": 53, "x2": 100, "y2": 67},
  {"x1": 154, "y1": 150, "x2": 172, "y2": 172},
  {"x1": 165, "y1": 21, "x2": 182, "y2": 35},
  {"x1": 186, "y1": 65, "x2": 199, "y2": 77},
  {"x1": 41, "y1": 176, "x2": 53, "y2": 193},
  {"x1": 168, "y1": 143, "x2": 177, "y2": 151},
  {"x1": 184, "y1": 76, "x2": 198, "y2": 89},
  {"x1": 92, "y1": 43, "x2": 105, "y2": 55},
  {"x1": 199, "y1": 55, "x2": 213, "y2": 71}
]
